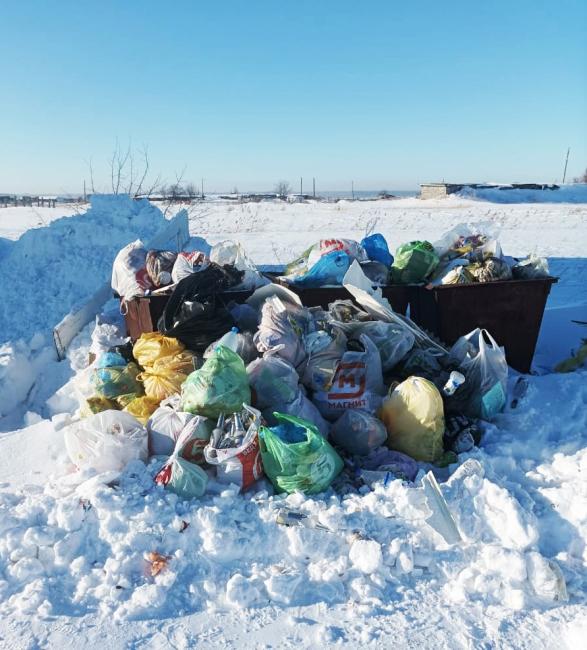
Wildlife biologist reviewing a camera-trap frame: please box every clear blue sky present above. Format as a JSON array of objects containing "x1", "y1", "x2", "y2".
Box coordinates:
[{"x1": 1, "y1": 0, "x2": 586, "y2": 193}]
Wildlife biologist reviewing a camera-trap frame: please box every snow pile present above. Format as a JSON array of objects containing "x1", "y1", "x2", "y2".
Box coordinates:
[
  {"x1": 0, "y1": 195, "x2": 167, "y2": 345},
  {"x1": 458, "y1": 184, "x2": 587, "y2": 204}
]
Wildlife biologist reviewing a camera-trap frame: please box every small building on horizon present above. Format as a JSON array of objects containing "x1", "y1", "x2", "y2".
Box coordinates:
[{"x1": 420, "y1": 182, "x2": 560, "y2": 200}]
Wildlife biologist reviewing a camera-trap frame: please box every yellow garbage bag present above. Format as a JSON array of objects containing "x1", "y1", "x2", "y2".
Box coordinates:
[
  {"x1": 133, "y1": 332, "x2": 185, "y2": 368},
  {"x1": 123, "y1": 396, "x2": 160, "y2": 424},
  {"x1": 138, "y1": 351, "x2": 197, "y2": 401},
  {"x1": 379, "y1": 376, "x2": 445, "y2": 462}
]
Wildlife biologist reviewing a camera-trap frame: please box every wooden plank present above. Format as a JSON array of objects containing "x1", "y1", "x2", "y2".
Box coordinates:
[{"x1": 53, "y1": 209, "x2": 190, "y2": 360}]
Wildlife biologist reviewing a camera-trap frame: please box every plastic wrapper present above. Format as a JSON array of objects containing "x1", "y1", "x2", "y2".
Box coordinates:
[
  {"x1": 357, "y1": 447, "x2": 419, "y2": 482},
  {"x1": 180, "y1": 345, "x2": 251, "y2": 418},
  {"x1": 64, "y1": 410, "x2": 148, "y2": 472},
  {"x1": 449, "y1": 328, "x2": 508, "y2": 420},
  {"x1": 154, "y1": 425, "x2": 209, "y2": 498},
  {"x1": 379, "y1": 376, "x2": 445, "y2": 462},
  {"x1": 132, "y1": 332, "x2": 185, "y2": 368},
  {"x1": 330, "y1": 409, "x2": 387, "y2": 456},
  {"x1": 313, "y1": 334, "x2": 384, "y2": 421},
  {"x1": 246, "y1": 355, "x2": 300, "y2": 409},
  {"x1": 145, "y1": 250, "x2": 178, "y2": 288},
  {"x1": 259, "y1": 412, "x2": 343, "y2": 494},
  {"x1": 111, "y1": 239, "x2": 153, "y2": 300},
  {"x1": 204, "y1": 405, "x2": 264, "y2": 491}
]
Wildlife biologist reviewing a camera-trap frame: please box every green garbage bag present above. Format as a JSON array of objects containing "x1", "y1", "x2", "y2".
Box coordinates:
[
  {"x1": 180, "y1": 345, "x2": 251, "y2": 418},
  {"x1": 259, "y1": 413, "x2": 343, "y2": 494},
  {"x1": 391, "y1": 241, "x2": 439, "y2": 284}
]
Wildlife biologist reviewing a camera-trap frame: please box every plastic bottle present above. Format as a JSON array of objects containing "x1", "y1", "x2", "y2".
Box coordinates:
[
  {"x1": 216, "y1": 327, "x2": 240, "y2": 353},
  {"x1": 211, "y1": 413, "x2": 225, "y2": 448}
]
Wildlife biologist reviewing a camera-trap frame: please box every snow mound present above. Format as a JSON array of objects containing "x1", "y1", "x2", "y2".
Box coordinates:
[
  {"x1": 0, "y1": 195, "x2": 167, "y2": 345},
  {"x1": 458, "y1": 184, "x2": 587, "y2": 204}
]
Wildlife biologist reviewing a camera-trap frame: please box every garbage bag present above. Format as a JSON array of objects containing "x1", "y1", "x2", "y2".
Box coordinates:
[
  {"x1": 302, "y1": 329, "x2": 346, "y2": 392},
  {"x1": 379, "y1": 376, "x2": 445, "y2": 462},
  {"x1": 123, "y1": 396, "x2": 160, "y2": 424},
  {"x1": 512, "y1": 254, "x2": 550, "y2": 279},
  {"x1": 313, "y1": 334, "x2": 385, "y2": 421},
  {"x1": 361, "y1": 233, "x2": 393, "y2": 267},
  {"x1": 467, "y1": 256, "x2": 512, "y2": 283},
  {"x1": 133, "y1": 332, "x2": 185, "y2": 368},
  {"x1": 91, "y1": 353, "x2": 143, "y2": 400},
  {"x1": 333, "y1": 320, "x2": 415, "y2": 372},
  {"x1": 154, "y1": 425, "x2": 208, "y2": 498},
  {"x1": 158, "y1": 263, "x2": 242, "y2": 353},
  {"x1": 111, "y1": 239, "x2": 153, "y2": 300},
  {"x1": 90, "y1": 311, "x2": 129, "y2": 358},
  {"x1": 358, "y1": 446, "x2": 419, "y2": 482},
  {"x1": 180, "y1": 345, "x2": 251, "y2": 418},
  {"x1": 285, "y1": 239, "x2": 367, "y2": 280},
  {"x1": 145, "y1": 250, "x2": 178, "y2": 288},
  {"x1": 450, "y1": 328, "x2": 508, "y2": 420},
  {"x1": 254, "y1": 295, "x2": 310, "y2": 370},
  {"x1": 291, "y1": 251, "x2": 351, "y2": 288},
  {"x1": 64, "y1": 410, "x2": 148, "y2": 472},
  {"x1": 209, "y1": 240, "x2": 268, "y2": 290},
  {"x1": 330, "y1": 409, "x2": 387, "y2": 456},
  {"x1": 204, "y1": 330, "x2": 258, "y2": 364},
  {"x1": 391, "y1": 241, "x2": 439, "y2": 284},
  {"x1": 433, "y1": 224, "x2": 502, "y2": 261},
  {"x1": 204, "y1": 405, "x2": 264, "y2": 491},
  {"x1": 247, "y1": 355, "x2": 300, "y2": 409},
  {"x1": 259, "y1": 412, "x2": 343, "y2": 494},
  {"x1": 137, "y1": 351, "x2": 197, "y2": 401},
  {"x1": 171, "y1": 251, "x2": 209, "y2": 284},
  {"x1": 147, "y1": 401, "x2": 212, "y2": 462},
  {"x1": 262, "y1": 388, "x2": 330, "y2": 439}
]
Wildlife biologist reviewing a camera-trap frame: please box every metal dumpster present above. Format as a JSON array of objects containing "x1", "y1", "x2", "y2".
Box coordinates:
[{"x1": 409, "y1": 277, "x2": 558, "y2": 373}]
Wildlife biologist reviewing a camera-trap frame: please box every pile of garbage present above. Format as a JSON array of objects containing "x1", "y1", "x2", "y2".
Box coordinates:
[
  {"x1": 63, "y1": 233, "x2": 515, "y2": 501},
  {"x1": 278, "y1": 227, "x2": 550, "y2": 288}
]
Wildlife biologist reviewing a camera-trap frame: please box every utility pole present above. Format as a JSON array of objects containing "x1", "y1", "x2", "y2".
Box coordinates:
[
  {"x1": 562, "y1": 148, "x2": 570, "y2": 184},
  {"x1": 351, "y1": 180, "x2": 355, "y2": 200},
  {"x1": 201, "y1": 178, "x2": 204, "y2": 198},
  {"x1": 83, "y1": 179, "x2": 86, "y2": 202},
  {"x1": 300, "y1": 177, "x2": 303, "y2": 195},
  {"x1": 313, "y1": 177, "x2": 316, "y2": 198}
]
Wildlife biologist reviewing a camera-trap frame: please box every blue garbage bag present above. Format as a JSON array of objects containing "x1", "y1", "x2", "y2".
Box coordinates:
[
  {"x1": 361, "y1": 233, "x2": 393, "y2": 267},
  {"x1": 292, "y1": 251, "x2": 351, "y2": 287}
]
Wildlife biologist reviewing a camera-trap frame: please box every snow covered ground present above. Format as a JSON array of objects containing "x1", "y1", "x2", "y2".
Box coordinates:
[{"x1": 0, "y1": 195, "x2": 586, "y2": 649}]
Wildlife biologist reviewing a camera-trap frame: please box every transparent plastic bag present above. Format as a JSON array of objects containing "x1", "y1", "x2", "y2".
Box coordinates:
[
  {"x1": 449, "y1": 328, "x2": 508, "y2": 420},
  {"x1": 204, "y1": 330, "x2": 258, "y2": 364},
  {"x1": 301, "y1": 329, "x2": 346, "y2": 391},
  {"x1": 209, "y1": 240, "x2": 268, "y2": 290},
  {"x1": 111, "y1": 239, "x2": 153, "y2": 300},
  {"x1": 330, "y1": 409, "x2": 387, "y2": 456},
  {"x1": 262, "y1": 388, "x2": 330, "y2": 439},
  {"x1": 512, "y1": 254, "x2": 550, "y2": 279},
  {"x1": 247, "y1": 355, "x2": 300, "y2": 409},
  {"x1": 180, "y1": 345, "x2": 251, "y2": 418},
  {"x1": 154, "y1": 425, "x2": 209, "y2": 498},
  {"x1": 64, "y1": 410, "x2": 148, "y2": 472}
]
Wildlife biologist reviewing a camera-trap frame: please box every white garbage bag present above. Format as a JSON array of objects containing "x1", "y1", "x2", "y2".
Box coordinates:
[
  {"x1": 64, "y1": 410, "x2": 148, "y2": 472},
  {"x1": 111, "y1": 240, "x2": 153, "y2": 300},
  {"x1": 210, "y1": 240, "x2": 268, "y2": 290}
]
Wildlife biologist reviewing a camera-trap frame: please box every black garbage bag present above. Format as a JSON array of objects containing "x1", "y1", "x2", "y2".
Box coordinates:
[{"x1": 158, "y1": 263, "x2": 243, "y2": 353}]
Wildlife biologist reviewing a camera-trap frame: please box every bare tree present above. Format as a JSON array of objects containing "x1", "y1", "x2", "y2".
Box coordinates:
[
  {"x1": 185, "y1": 182, "x2": 198, "y2": 198},
  {"x1": 274, "y1": 180, "x2": 291, "y2": 199},
  {"x1": 573, "y1": 167, "x2": 587, "y2": 183}
]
